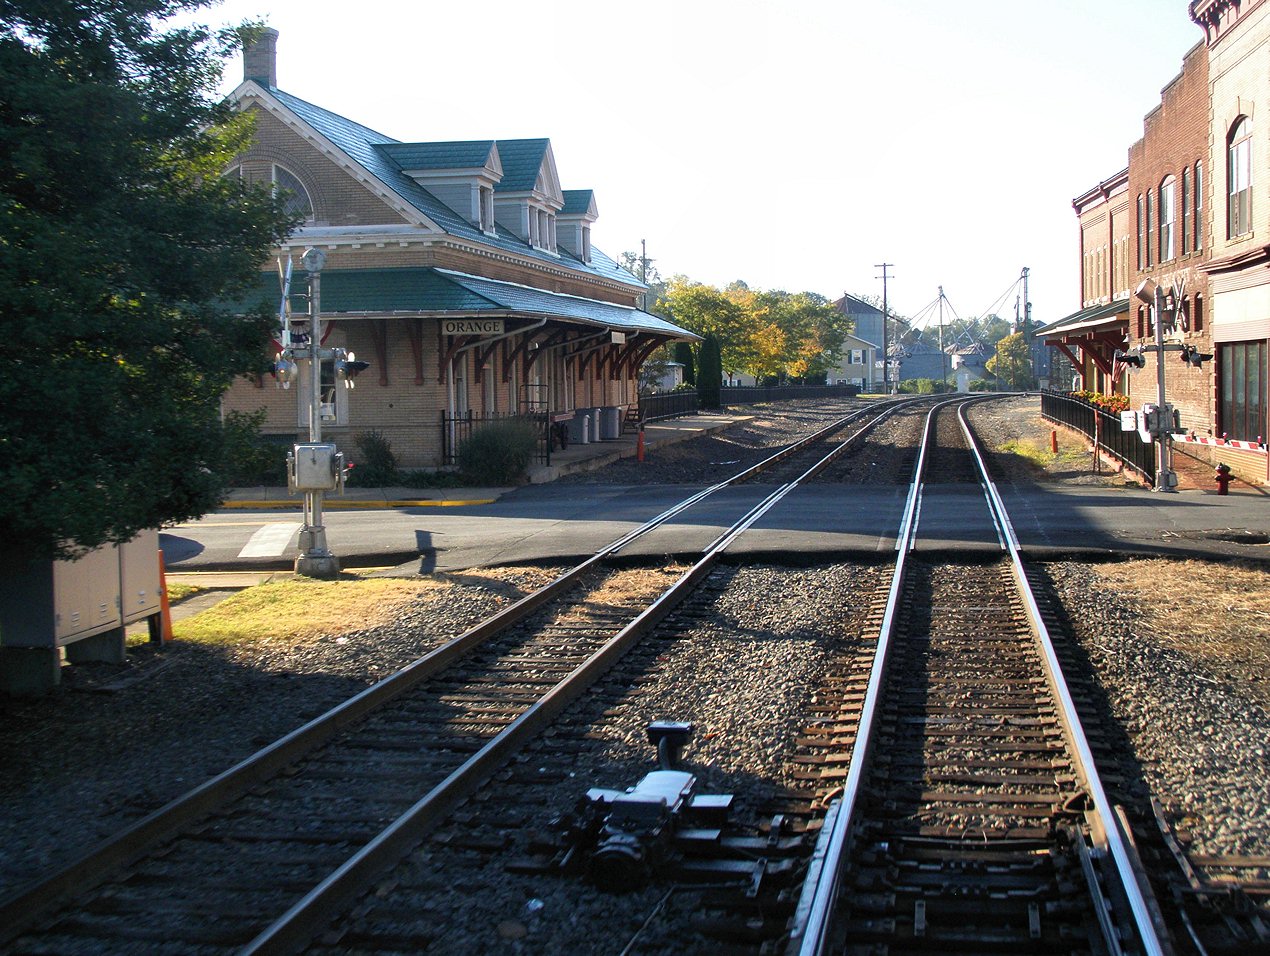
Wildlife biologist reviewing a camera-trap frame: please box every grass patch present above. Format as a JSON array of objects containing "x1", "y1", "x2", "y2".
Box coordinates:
[
  {"x1": 1000, "y1": 437, "x2": 1053, "y2": 468},
  {"x1": 166, "y1": 582, "x2": 200, "y2": 603},
  {"x1": 173, "y1": 577, "x2": 445, "y2": 646}
]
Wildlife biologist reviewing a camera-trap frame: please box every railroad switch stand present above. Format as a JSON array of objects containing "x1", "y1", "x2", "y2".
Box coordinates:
[{"x1": 506, "y1": 720, "x2": 805, "y2": 914}]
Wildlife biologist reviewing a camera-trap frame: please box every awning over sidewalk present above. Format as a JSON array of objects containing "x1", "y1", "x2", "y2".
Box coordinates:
[
  {"x1": 1036, "y1": 299, "x2": 1129, "y2": 339},
  {"x1": 1037, "y1": 299, "x2": 1129, "y2": 386},
  {"x1": 238, "y1": 266, "x2": 697, "y2": 340}
]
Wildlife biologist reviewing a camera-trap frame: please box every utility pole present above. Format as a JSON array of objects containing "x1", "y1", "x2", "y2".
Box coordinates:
[
  {"x1": 639, "y1": 239, "x2": 650, "y2": 311},
  {"x1": 938, "y1": 285, "x2": 947, "y2": 388},
  {"x1": 875, "y1": 262, "x2": 893, "y2": 393}
]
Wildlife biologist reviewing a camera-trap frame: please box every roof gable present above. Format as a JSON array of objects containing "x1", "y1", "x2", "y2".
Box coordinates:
[
  {"x1": 376, "y1": 140, "x2": 503, "y2": 184},
  {"x1": 229, "y1": 83, "x2": 638, "y2": 287},
  {"x1": 561, "y1": 189, "x2": 598, "y2": 219},
  {"x1": 494, "y1": 139, "x2": 563, "y2": 207}
]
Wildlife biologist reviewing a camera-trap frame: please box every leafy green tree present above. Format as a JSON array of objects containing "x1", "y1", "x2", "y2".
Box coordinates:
[
  {"x1": 0, "y1": 1, "x2": 296, "y2": 569},
  {"x1": 672, "y1": 341, "x2": 695, "y2": 385},
  {"x1": 661, "y1": 277, "x2": 756, "y2": 375},
  {"x1": 986, "y1": 332, "x2": 1036, "y2": 389},
  {"x1": 697, "y1": 333, "x2": 723, "y2": 409}
]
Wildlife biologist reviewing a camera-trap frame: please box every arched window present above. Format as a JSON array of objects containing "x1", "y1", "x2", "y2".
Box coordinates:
[
  {"x1": 1228, "y1": 117, "x2": 1251, "y2": 238},
  {"x1": 1159, "y1": 175, "x2": 1176, "y2": 261},
  {"x1": 273, "y1": 165, "x2": 314, "y2": 221}
]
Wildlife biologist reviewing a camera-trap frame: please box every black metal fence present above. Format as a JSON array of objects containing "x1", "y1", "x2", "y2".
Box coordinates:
[
  {"x1": 639, "y1": 390, "x2": 699, "y2": 421},
  {"x1": 1040, "y1": 390, "x2": 1155, "y2": 482},
  {"x1": 720, "y1": 383, "x2": 861, "y2": 406},
  {"x1": 440, "y1": 411, "x2": 554, "y2": 467},
  {"x1": 639, "y1": 383, "x2": 861, "y2": 422}
]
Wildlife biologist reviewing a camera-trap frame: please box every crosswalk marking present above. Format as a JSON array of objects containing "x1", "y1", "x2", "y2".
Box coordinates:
[{"x1": 237, "y1": 522, "x2": 302, "y2": 558}]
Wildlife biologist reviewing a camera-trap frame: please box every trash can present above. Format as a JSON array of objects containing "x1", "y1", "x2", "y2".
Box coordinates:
[
  {"x1": 569, "y1": 410, "x2": 591, "y2": 444},
  {"x1": 600, "y1": 406, "x2": 622, "y2": 440}
]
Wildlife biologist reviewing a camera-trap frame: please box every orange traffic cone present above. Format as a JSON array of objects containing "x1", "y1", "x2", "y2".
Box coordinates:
[{"x1": 157, "y1": 549, "x2": 174, "y2": 644}]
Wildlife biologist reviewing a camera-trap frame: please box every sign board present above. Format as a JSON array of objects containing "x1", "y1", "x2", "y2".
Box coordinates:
[
  {"x1": 1119, "y1": 410, "x2": 1138, "y2": 432},
  {"x1": 611, "y1": 331, "x2": 626, "y2": 344},
  {"x1": 442, "y1": 319, "x2": 504, "y2": 336}
]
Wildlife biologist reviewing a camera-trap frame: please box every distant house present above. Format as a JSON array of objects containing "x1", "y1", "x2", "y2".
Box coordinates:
[
  {"x1": 832, "y1": 294, "x2": 885, "y2": 390},
  {"x1": 221, "y1": 30, "x2": 696, "y2": 468},
  {"x1": 827, "y1": 332, "x2": 880, "y2": 389}
]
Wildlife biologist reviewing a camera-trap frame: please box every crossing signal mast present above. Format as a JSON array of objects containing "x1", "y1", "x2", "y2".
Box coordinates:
[
  {"x1": 272, "y1": 248, "x2": 369, "y2": 577},
  {"x1": 1113, "y1": 278, "x2": 1210, "y2": 492}
]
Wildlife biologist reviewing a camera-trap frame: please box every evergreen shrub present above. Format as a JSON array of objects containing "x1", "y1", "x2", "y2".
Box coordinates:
[
  {"x1": 458, "y1": 419, "x2": 539, "y2": 485},
  {"x1": 347, "y1": 430, "x2": 398, "y2": 487}
]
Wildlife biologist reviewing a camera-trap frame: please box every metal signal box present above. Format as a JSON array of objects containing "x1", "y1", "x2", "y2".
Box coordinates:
[{"x1": 290, "y1": 442, "x2": 340, "y2": 491}]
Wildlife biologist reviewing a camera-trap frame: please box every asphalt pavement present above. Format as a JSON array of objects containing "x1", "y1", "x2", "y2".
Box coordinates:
[{"x1": 163, "y1": 407, "x2": 1270, "y2": 582}]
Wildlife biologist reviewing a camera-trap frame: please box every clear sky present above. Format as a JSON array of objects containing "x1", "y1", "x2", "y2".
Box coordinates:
[{"x1": 186, "y1": 0, "x2": 1205, "y2": 328}]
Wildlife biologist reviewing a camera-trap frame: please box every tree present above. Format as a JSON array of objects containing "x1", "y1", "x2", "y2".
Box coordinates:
[
  {"x1": 986, "y1": 332, "x2": 1036, "y2": 390},
  {"x1": 661, "y1": 277, "x2": 755, "y2": 375},
  {"x1": 671, "y1": 341, "x2": 695, "y2": 385},
  {"x1": 697, "y1": 334, "x2": 723, "y2": 409},
  {"x1": 0, "y1": 1, "x2": 296, "y2": 568}
]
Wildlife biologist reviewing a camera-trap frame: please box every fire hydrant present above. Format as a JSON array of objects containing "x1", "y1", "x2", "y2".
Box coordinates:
[{"x1": 1215, "y1": 463, "x2": 1232, "y2": 495}]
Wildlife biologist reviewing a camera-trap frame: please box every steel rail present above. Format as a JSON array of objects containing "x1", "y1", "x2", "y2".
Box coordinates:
[
  {"x1": 0, "y1": 396, "x2": 918, "y2": 949},
  {"x1": 241, "y1": 401, "x2": 894, "y2": 953},
  {"x1": 786, "y1": 394, "x2": 1168, "y2": 956},
  {"x1": 961, "y1": 402, "x2": 1169, "y2": 956},
  {"x1": 783, "y1": 398, "x2": 942, "y2": 956}
]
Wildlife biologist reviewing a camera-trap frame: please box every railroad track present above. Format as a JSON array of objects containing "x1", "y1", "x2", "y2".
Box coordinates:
[
  {"x1": 0, "y1": 396, "x2": 934, "y2": 955},
  {"x1": 786, "y1": 398, "x2": 1169, "y2": 955}
]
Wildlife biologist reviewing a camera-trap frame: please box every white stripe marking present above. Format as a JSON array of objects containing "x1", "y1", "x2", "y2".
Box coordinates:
[{"x1": 237, "y1": 522, "x2": 302, "y2": 558}]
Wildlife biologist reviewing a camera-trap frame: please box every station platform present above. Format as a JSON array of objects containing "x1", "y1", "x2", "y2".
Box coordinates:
[{"x1": 220, "y1": 412, "x2": 743, "y2": 510}]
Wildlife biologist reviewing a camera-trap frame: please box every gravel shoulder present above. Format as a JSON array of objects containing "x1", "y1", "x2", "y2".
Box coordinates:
[{"x1": 2, "y1": 393, "x2": 1268, "y2": 922}]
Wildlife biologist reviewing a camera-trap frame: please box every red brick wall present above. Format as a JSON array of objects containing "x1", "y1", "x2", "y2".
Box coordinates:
[{"x1": 1126, "y1": 42, "x2": 1216, "y2": 446}]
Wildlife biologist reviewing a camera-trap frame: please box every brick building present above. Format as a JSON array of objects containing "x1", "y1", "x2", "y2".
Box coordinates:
[
  {"x1": 1045, "y1": 6, "x2": 1268, "y2": 485},
  {"x1": 1042, "y1": 168, "x2": 1131, "y2": 393},
  {"x1": 220, "y1": 31, "x2": 695, "y2": 469},
  {"x1": 1123, "y1": 39, "x2": 1214, "y2": 442},
  {"x1": 1193, "y1": 0, "x2": 1270, "y2": 483}
]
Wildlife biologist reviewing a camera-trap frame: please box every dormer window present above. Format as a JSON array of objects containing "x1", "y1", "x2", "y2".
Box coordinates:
[
  {"x1": 581, "y1": 225, "x2": 591, "y2": 263},
  {"x1": 479, "y1": 186, "x2": 495, "y2": 233},
  {"x1": 273, "y1": 165, "x2": 314, "y2": 221}
]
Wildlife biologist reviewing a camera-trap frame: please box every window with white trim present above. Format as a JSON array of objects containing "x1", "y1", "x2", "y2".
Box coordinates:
[
  {"x1": 1181, "y1": 166, "x2": 1192, "y2": 255},
  {"x1": 1159, "y1": 176, "x2": 1176, "y2": 261},
  {"x1": 1228, "y1": 117, "x2": 1252, "y2": 238}
]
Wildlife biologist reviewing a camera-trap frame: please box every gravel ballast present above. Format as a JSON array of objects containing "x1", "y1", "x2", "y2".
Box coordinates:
[{"x1": 1, "y1": 393, "x2": 1267, "y2": 942}]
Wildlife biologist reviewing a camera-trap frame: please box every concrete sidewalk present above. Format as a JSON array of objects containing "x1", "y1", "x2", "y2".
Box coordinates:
[{"x1": 220, "y1": 412, "x2": 745, "y2": 509}]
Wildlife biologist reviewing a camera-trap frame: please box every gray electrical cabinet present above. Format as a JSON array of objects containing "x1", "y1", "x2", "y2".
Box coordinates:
[
  {"x1": 119, "y1": 530, "x2": 162, "y2": 627},
  {"x1": 0, "y1": 530, "x2": 162, "y2": 696}
]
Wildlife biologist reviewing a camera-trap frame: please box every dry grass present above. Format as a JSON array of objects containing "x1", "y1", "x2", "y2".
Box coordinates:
[
  {"x1": 165, "y1": 582, "x2": 199, "y2": 603},
  {"x1": 552, "y1": 565, "x2": 688, "y2": 624},
  {"x1": 1084, "y1": 558, "x2": 1270, "y2": 668},
  {"x1": 173, "y1": 577, "x2": 445, "y2": 646}
]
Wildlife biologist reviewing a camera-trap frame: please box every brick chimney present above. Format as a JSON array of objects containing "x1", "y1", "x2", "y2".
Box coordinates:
[{"x1": 243, "y1": 28, "x2": 278, "y2": 87}]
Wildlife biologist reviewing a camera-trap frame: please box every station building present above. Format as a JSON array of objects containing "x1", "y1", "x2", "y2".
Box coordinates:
[
  {"x1": 220, "y1": 31, "x2": 695, "y2": 469},
  {"x1": 1044, "y1": 2, "x2": 1268, "y2": 485}
]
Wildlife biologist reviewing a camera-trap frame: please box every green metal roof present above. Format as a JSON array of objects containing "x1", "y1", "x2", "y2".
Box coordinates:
[
  {"x1": 261, "y1": 89, "x2": 641, "y2": 288},
  {"x1": 561, "y1": 189, "x2": 595, "y2": 216},
  {"x1": 376, "y1": 140, "x2": 496, "y2": 171},
  {"x1": 492, "y1": 139, "x2": 550, "y2": 192},
  {"x1": 238, "y1": 267, "x2": 695, "y2": 339},
  {"x1": 1037, "y1": 299, "x2": 1129, "y2": 336}
]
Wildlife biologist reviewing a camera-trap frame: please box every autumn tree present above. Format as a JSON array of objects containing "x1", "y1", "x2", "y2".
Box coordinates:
[
  {"x1": 0, "y1": 1, "x2": 296, "y2": 568},
  {"x1": 986, "y1": 332, "x2": 1036, "y2": 389},
  {"x1": 660, "y1": 277, "x2": 756, "y2": 374}
]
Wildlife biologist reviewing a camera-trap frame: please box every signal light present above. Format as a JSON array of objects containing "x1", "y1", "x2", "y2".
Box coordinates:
[
  {"x1": 1113, "y1": 349, "x2": 1145, "y2": 369},
  {"x1": 1181, "y1": 345, "x2": 1212, "y2": 368},
  {"x1": 272, "y1": 352, "x2": 298, "y2": 389},
  {"x1": 334, "y1": 349, "x2": 370, "y2": 388}
]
